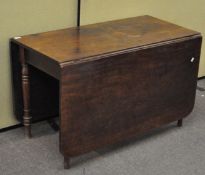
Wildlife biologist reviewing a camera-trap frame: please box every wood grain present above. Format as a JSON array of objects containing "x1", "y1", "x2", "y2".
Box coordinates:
[
  {"x1": 60, "y1": 37, "x2": 202, "y2": 156},
  {"x1": 12, "y1": 15, "x2": 199, "y2": 64},
  {"x1": 10, "y1": 16, "x2": 202, "y2": 168}
]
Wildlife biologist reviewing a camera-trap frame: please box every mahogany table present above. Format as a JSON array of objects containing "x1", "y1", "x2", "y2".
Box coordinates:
[{"x1": 10, "y1": 15, "x2": 202, "y2": 169}]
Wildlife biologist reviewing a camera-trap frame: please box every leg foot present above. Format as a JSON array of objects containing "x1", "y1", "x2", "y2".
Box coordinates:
[
  {"x1": 25, "y1": 126, "x2": 32, "y2": 138},
  {"x1": 47, "y1": 119, "x2": 59, "y2": 132},
  {"x1": 64, "y1": 157, "x2": 70, "y2": 169},
  {"x1": 177, "y1": 119, "x2": 183, "y2": 127}
]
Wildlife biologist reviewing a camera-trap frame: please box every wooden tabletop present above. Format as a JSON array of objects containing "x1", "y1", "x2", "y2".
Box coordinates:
[{"x1": 13, "y1": 15, "x2": 200, "y2": 64}]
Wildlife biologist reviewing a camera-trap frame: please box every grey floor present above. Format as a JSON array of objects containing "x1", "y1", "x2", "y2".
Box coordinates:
[{"x1": 1, "y1": 80, "x2": 205, "y2": 175}]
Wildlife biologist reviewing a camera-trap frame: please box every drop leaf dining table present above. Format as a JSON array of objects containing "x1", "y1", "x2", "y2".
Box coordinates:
[{"x1": 10, "y1": 15, "x2": 202, "y2": 169}]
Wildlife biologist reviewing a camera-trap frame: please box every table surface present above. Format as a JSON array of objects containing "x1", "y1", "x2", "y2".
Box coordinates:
[{"x1": 13, "y1": 15, "x2": 199, "y2": 64}]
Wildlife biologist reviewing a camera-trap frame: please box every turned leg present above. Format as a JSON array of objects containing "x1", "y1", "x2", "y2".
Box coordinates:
[
  {"x1": 20, "y1": 47, "x2": 32, "y2": 138},
  {"x1": 64, "y1": 157, "x2": 70, "y2": 169},
  {"x1": 177, "y1": 119, "x2": 183, "y2": 127}
]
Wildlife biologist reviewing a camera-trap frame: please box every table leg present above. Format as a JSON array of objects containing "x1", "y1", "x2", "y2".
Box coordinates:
[
  {"x1": 64, "y1": 157, "x2": 70, "y2": 169},
  {"x1": 20, "y1": 47, "x2": 32, "y2": 138},
  {"x1": 177, "y1": 119, "x2": 183, "y2": 127}
]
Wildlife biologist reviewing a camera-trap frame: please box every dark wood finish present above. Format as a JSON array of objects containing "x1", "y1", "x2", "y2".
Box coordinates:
[
  {"x1": 64, "y1": 157, "x2": 70, "y2": 169},
  {"x1": 10, "y1": 42, "x2": 59, "y2": 123},
  {"x1": 27, "y1": 51, "x2": 60, "y2": 79},
  {"x1": 11, "y1": 15, "x2": 199, "y2": 64},
  {"x1": 60, "y1": 36, "x2": 201, "y2": 156},
  {"x1": 177, "y1": 119, "x2": 183, "y2": 127},
  {"x1": 19, "y1": 47, "x2": 32, "y2": 138},
  {"x1": 10, "y1": 16, "x2": 202, "y2": 168}
]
